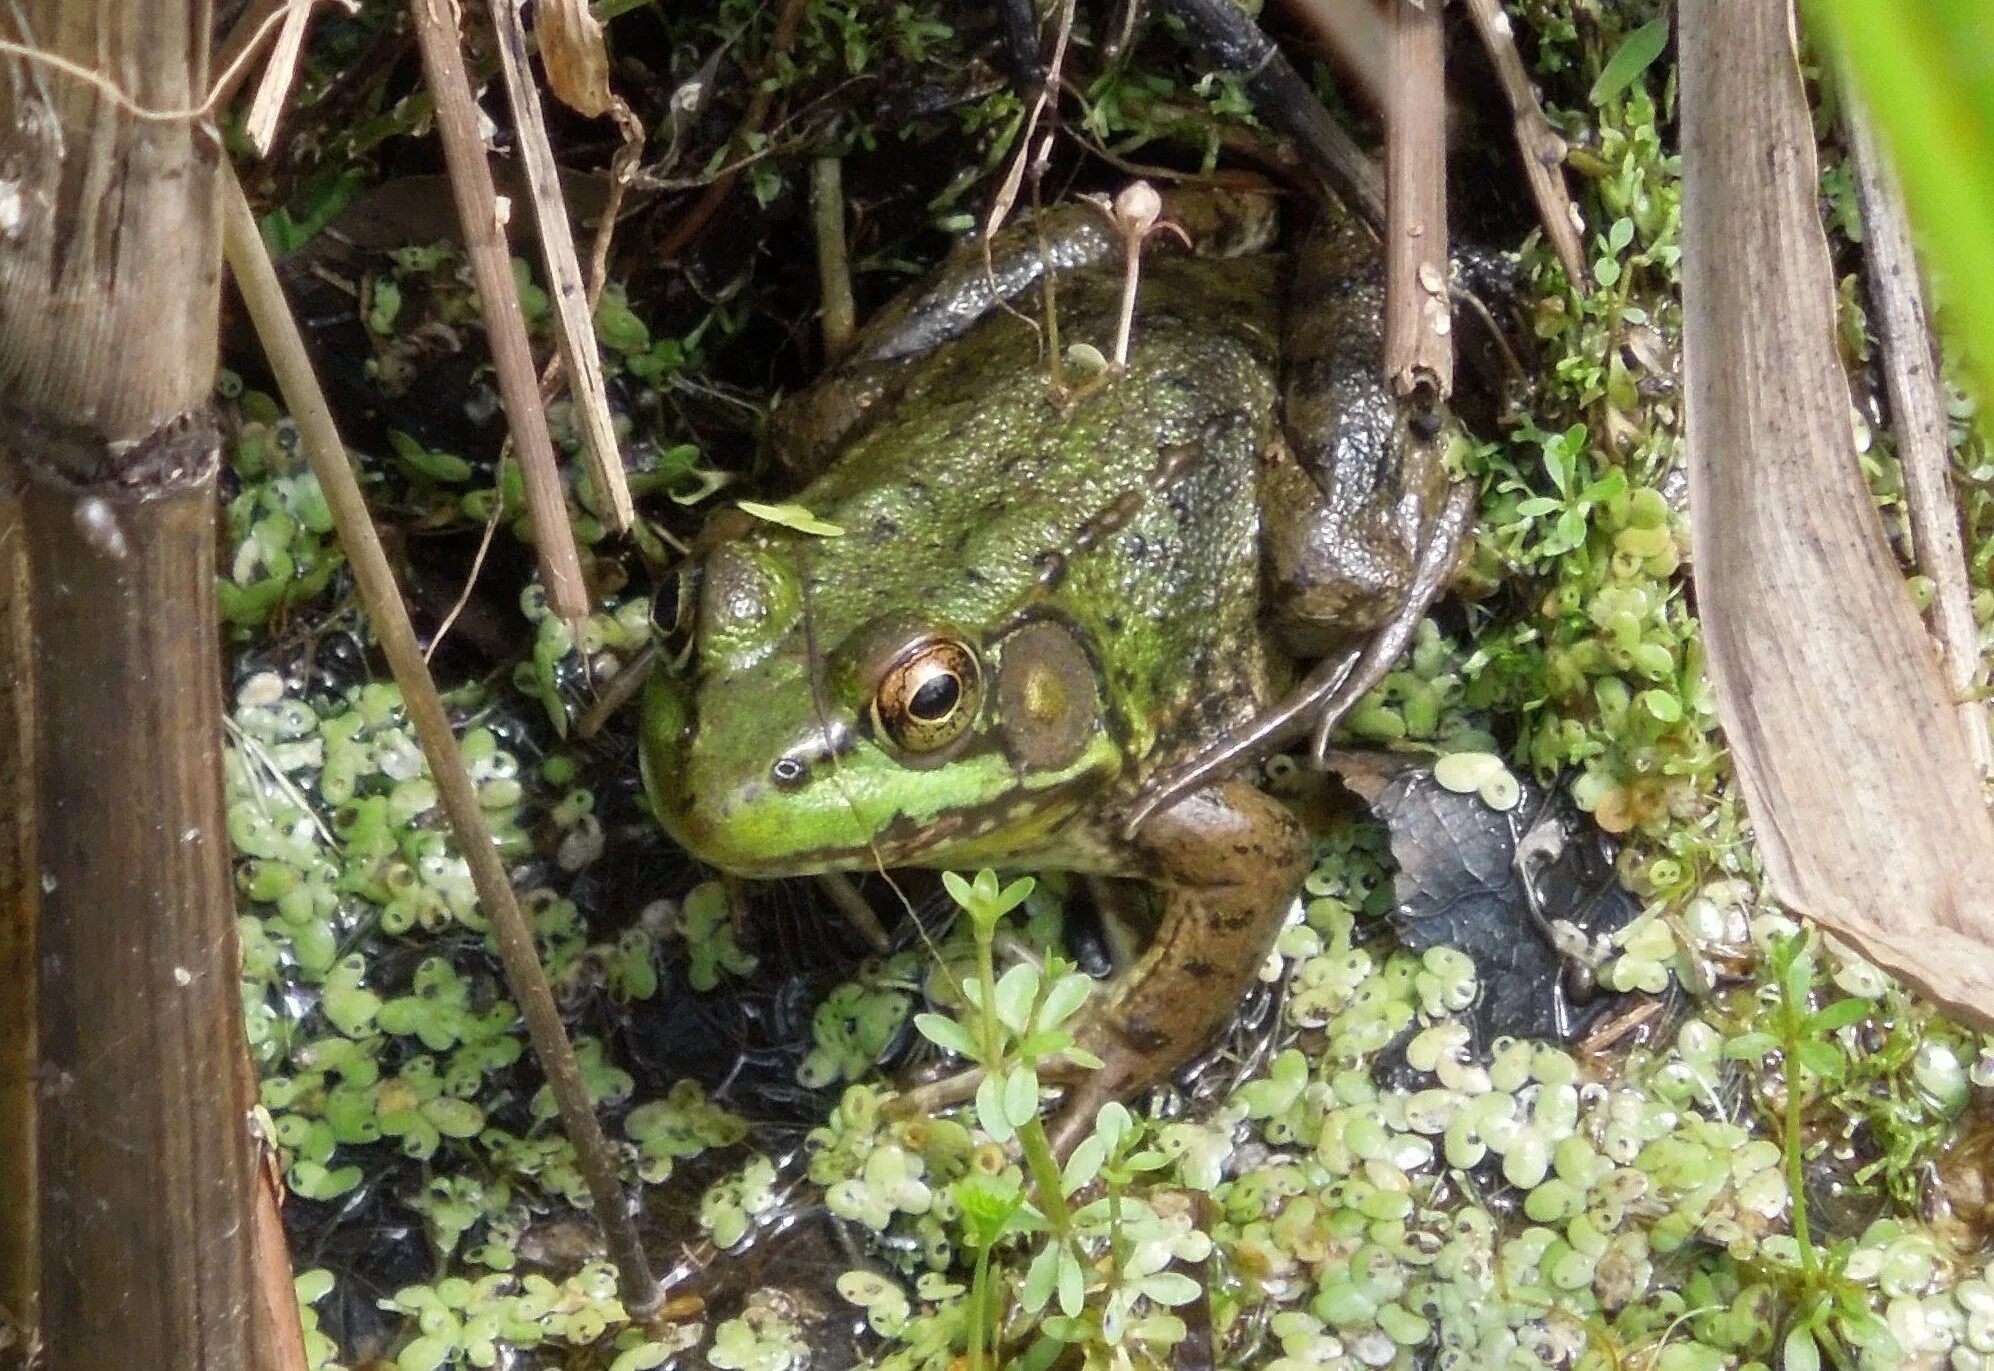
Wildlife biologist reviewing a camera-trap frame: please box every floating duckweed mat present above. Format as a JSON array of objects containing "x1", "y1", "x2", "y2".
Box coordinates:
[{"x1": 226, "y1": 639, "x2": 1994, "y2": 1371}]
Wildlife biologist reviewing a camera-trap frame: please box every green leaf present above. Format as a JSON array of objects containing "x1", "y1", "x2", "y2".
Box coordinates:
[
  {"x1": 993, "y1": 963, "x2": 1041, "y2": 1036},
  {"x1": 1723, "y1": 1032, "x2": 1780, "y2": 1059},
  {"x1": 387, "y1": 429, "x2": 474, "y2": 484},
  {"x1": 975, "y1": 1071, "x2": 1015, "y2": 1144},
  {"x1": 1021, "y1": 1240, "x2": 1060, "y2": 1313},
  {"x1": 1037, "y1": 972, "x2": 1093, "y2": 1033},
  {"x1": 1780, "y1": 940, "x2": 1819, "y2": 1010},
  {"x1": 1807, "y1": 997, "x2": 1875, "y2": 1033},
  {"x1": 397, "y1": 1334, "x2": 456, "y2": 1371},
  {"x1": 1139, "y1": 1271, "x2": 1202, "y2": 1307},
  {"x1": 1014, "y1": 1030, "x2": 1075, "y2": 1058},
  {"x1": 953, "y1": 1172, "x2": 1028, "y2": 1243},
  {"x1": 1794, "y1": 1038, "x2": 1847, "y2": 1082},
  {"x1": 1062, "y1": 1136, "x2": 1106, "y2": 1195},
  {"x1": 1056, "y1": 1248, "x2": 1085, "y2": 1318},
  {"x1": 1003, "y1": 1066, "x2": 1040, "y2": 1128},
  {"x1": 288, "y1": 1160, "x2": 363, "y2": 1201},
  {"x1": 942, "y1": 870, "x2": 976, "y2": 912},
  {"x1": 1590, "y1": 19, "x2": 1669, "y2": 106},
  {"x1": 1781, "y1": 1323, "x2": 1822, "y2": 1371},
  {"x1": 914, "y1": 1012, "x2": 979, "y2": 1059},
  {"x1": 421, "y1": 1097, "x2": 485, "y2": 1139},
  {"x1": 608, "y1": 1344, "x2": 671, "y2": 1371},
  {"x1": 737, "y1": 500, "x2": 844, "y2": 537}
]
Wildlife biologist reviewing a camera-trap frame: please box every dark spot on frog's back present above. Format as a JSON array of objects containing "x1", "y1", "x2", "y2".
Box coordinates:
[
  {"x1": 1122, "y1": 1019, "x2": 1171, "y2": 1054},
  {"x1": 868, "y1": 514, "x2": 900, "y2": 543}
]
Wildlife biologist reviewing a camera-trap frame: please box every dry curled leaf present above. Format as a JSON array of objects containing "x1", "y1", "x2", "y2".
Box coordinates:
[
  {"x1": 1681, "y1": 0, "x2": 1994, "y2": 1027},
  {"x1": 535, "y1": 0, "x2": 613, "y2": 118}
]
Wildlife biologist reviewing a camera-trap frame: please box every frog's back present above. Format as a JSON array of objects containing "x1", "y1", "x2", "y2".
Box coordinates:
[{"x1": 793, "y1": 253, "x2": 1286, "y2": 770}]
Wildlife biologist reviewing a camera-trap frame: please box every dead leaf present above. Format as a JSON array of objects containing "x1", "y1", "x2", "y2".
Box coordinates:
[
  {"x1": 535, "y1": 0, "x2": 613, "y2": 118},
  {"x1": 1680, "y1": 0, "x2": 1994, "y2": 1027}
]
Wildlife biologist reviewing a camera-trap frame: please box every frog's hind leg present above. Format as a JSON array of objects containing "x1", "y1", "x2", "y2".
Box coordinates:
[{"x1": 1045, "y1": 780, "x2": 1310, "y2": 1157}]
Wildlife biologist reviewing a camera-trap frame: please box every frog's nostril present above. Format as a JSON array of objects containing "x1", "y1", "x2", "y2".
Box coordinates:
[{"x1": 770, "y1": 755, "x2": 809, "y2": 791}]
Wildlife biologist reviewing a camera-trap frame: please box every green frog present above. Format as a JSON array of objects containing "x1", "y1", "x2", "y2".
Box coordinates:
[{"x1": 642, "y1": 190, "x2": 1469, "y2": 1147}]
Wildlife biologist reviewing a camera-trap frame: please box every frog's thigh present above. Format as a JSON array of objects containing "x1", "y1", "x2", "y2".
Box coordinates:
[{"x1": 1075, "y1": 780, "x2": 1310, "y2": 1096}]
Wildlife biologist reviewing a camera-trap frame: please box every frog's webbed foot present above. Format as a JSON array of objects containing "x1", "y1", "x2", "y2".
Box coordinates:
[
  {"x1": 891, "y1": 783, "x2": 1307, "y2": 1161},
  {"x1": 1121, "y1": 479, "x2": 1473, "y2": 840}
]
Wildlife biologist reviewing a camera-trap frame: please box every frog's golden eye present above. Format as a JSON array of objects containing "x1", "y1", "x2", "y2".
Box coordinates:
[{"x1": 872, "y1": 638, "x2": 982, "y2": 756}]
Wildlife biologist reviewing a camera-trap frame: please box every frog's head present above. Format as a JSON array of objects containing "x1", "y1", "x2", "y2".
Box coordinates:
[{"x1": 642, "y1": 535, "x2": 1124, "y2": 876}]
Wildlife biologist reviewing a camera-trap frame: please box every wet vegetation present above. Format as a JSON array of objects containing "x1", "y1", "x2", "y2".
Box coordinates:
[{"x1": 214, "y1": 2, "x2": 1994, "y2": 1367}]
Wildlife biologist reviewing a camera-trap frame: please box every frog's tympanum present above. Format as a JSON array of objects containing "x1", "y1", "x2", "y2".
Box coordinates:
[{"x1": 643, "y1": 191, "x2": 1469, "y2": 1147}]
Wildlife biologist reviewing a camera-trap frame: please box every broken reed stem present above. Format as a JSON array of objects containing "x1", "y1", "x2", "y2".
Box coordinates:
[
  {"x1": 1458, "y1": 0, "x2": 1589, "y2": 289},
  {"x1": 810, "y1": 156, "x2": 856, "y2": 362},
  {"x1": 1842, "y1": 91, "x2": 1992, "y2": 774},
  {"x1": 219, "y1": 164, "x2": 662, "y2": 1315},
  {"x1": 1383, "y1": 0, "x2": 1452, "y2": 398},
  {"x1": 490, "y1": 0, "x2": 634, "y2": 533},
  {"x1": 0, "y1": 491, "x2": 36, "y2": 1345},
  {"x1": 408, "y1": 0, "x2": 590, "y2": 621}
]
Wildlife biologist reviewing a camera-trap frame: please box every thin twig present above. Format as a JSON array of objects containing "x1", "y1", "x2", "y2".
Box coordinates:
[
  {"x1": 491, "y1": 0, "x2": 634, "y2": 534},
  {"x1": 574, "y1": 640, "x2": 656, "y2": 739},
  {"x1": 1383, "y1": 0, "x2": 1452, "y2": 398},
  {"x1": 585, "y1": 102, "x2": 646, "y2": 309},
  {"x1": 814, "y1": 872, "x2": 891, "y2": 952},
  {"x1": 220, "y1": 163, "x2": 662, "y2": 1315},
  {"x1": 408, "y1": 0, "x2": 591, "y2": 621},
  {"x1": 1459, "y1": 0, "x2": 1589, "y2": 289},
  {"x1": 424, "y1": 493, "x2": 503, "y2": 665},
  {"x1": 1843, "y1": 87, "x2": 1992, "y2": 775}
]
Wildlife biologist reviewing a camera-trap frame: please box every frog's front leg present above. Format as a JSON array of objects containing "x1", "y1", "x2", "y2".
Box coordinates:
[
  {"x1": 1264, "y1": 205, "x2": 1458, "y2": 656},
  {"x1": 1119, "y1": 215, "x2": 1474, "y2": 838},
  {"x1": 1044, "y1": 780, "x2": 1309, "y2": 1156}
]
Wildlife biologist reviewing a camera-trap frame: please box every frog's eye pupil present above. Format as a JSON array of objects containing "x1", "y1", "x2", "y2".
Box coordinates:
[
  {"x1": 909, "y1": 673, "x2": 960, "y2": 721},
  {"x1": 872, "y1": 636, "x2": 981, "y2": 759}
]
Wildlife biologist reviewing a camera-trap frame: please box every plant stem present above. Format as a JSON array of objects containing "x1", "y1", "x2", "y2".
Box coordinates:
[
  {"x1": 1017, "y1": 1116, "x2": 1075, "y2": 1241},
  {"x1": 1783, "y1": 1021, "x2": 1818, "y2": 1283},
  {"x1": 967, "y1": 1245, "x2": 991, "y2": 1371}
]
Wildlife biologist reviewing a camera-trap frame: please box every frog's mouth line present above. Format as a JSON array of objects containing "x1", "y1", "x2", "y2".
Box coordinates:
[{"x1": 686, "y1": 768, "x2": 1116, "y2": 880}]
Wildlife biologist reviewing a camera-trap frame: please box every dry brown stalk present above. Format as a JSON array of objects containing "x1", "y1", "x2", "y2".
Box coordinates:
[
  {"x1": 491, "y1": 0, "x2": 634, "y2": 533},
  {"x1": 1459, "y1": 0, "x2": 1589, "y2": 288},
  {"x1": 1383, "y1": 0, "x2": 1452, "y2": 398},
  {"x1": 220, "y1": 162, "x2": 663, "y2": 1313},
  {"x1": 408, "y1": 0, "x2": 592, "y2": 621},
  {"x1": 1842, "y1": 89, "x2": 1991, "y2": 777},
  {"x1": 1682, "y1": 0, "x2": 1994, "y2": 1026}
]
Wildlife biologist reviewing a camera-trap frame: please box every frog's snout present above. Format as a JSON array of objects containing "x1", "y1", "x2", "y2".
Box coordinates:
[{"x1": 641, "y1": 664, "x2": 854, "y2": 875}]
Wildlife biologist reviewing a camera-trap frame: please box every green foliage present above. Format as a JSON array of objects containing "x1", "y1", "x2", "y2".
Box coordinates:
[{"x1": 1810, "y1": 0, "x2": 1994, "y2": 418}]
